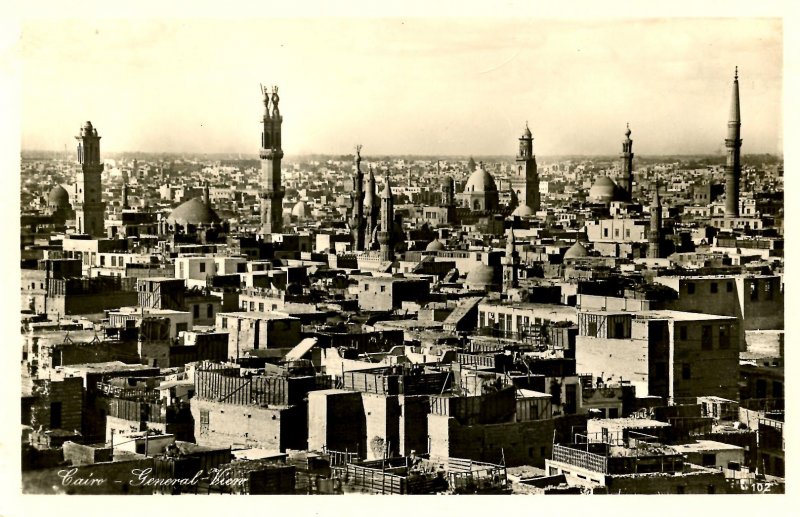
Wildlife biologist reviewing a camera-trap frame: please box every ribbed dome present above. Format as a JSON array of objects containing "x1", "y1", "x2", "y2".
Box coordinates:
[
  {"x1": 292, "y1": 200, "x2": 308, "y2": 218},
  {"x1": 47, "y1": 185, "x2": 70, "y2": 208},
  {"x1": 166, "y1": 197, "x2": 221, "y2": 226},
  {"x1": 511, "y1": 204, "x2": 533, "y2": 217},
  {"x1": 425, "y1": 239, "x2": 445, "y2": 252},
  {"x1": 564, "y1": 241, "x2": 588, "y2": 259},
  {"x1": 465, "y1": 264, "x2": 499, "y2": 289},
  {"x1": 464, "y1": 166, "x2": 497, "y2": 193}
]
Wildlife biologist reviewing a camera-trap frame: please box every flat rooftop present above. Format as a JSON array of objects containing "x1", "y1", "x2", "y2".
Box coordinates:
[
  {"x1": 218, "y1": 311, "x2": 299, "y2": 320},
  {"x1": 672, "y1": 440, "x2": 744, "y2": 454}
]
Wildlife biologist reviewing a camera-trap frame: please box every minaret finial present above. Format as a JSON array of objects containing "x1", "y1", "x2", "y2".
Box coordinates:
[{"x1": 734, "y1": 66, "x2": 738, "y2": 80}]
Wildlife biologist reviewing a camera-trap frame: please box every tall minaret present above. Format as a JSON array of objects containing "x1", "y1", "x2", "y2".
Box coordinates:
[
  {"x1": 513, "y1": 122, "x2": 540, "y2": 211},
  {"x1": 648, "y1": 178, "x2": 662, "y2": 259},
  {"x1": 503, "y1": 226, "x2": 519, "y2": 290},
  {"x1": 350, "y1": 145, "x2": 366, "y2": 251},
  {"x1": 618, "y1": 123, "x2": 634, "y2": 200},
  {"x1": 725, "y1": 67, "x2": 742, "y2": 218},
  {"x1": 202, "y1": 182, "x2": 210, "y2": 205},
  {"x1": 377, "y1": 172, "x2": 395, "y2": 262},
  {"x1": 364, "y1": 165, "x2": 379, "y2": 249},
  {"x1": 259, "y1": 85, "x2": 285, "y2": 235},
  {"x1": 74, "y1": 121, "x2": 106, "y2": 237}
]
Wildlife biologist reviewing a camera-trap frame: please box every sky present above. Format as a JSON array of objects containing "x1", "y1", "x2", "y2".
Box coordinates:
[{"x1": 19, "y1": 17, "x2": 783, "y2": 156}]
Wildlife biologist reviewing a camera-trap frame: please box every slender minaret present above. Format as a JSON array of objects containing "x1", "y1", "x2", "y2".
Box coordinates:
[
  {"x1": 377, "y1": 172, "x2": 395, "y2": 262},
  {"x1": 503, "y1": 225, "x2": 519, "y2": 290},
  {"x1": 350, "y1": 145, "x2": 366, "y2": 251},
  {"x1": 259, "y1": 85, "x2": 285, "y2": 235},
  {"x1": 725, "y1": 67, "x2": 742, "y2": 218},
  {"x1": 618, "y1": 123, "x2": 634, "y2": 200},
  {"x1": 202, "y1": 182, "x2": 210, "y2": 205},
  {"x1": 74, "y1": 121, "x2": 106, "y2": 237},
  {"x1": 121, "y1": 181, "x2": 130, "y2": 210},
  {"x1": 364, "y1": 165, "x2": 379, "y2": 248},
  {"x1": 648, "y1": 179, "x2": 662, "y2": 259},
  {"x1": 513, "y1": 122, "x2": 540, "y2": 211}
]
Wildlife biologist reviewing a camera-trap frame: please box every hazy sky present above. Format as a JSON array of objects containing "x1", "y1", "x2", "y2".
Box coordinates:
[{"x1": 20, "y1": 18, "x2": 782, "y2": 156}]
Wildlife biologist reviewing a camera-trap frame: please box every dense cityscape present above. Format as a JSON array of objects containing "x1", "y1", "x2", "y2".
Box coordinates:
[{"x1": 18, "y1": 62, "x2": 785, "y2": 495}]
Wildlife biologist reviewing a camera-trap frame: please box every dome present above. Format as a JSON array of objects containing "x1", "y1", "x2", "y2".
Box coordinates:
[
  {"x1": 47, "y1": 185, "x2": 70, "y2": 208},
  {"x1": 511, "y1": 204, "x2": 533, "y2": 217},
  {"x1": 292, "y1": 200, "x2": 308, "y2": 218},
  {"x1": 465, "y1": 264, "x2": 499, "y2": 289},
  {"x1": 589, "y1": 176, "x2": 618, "y2": 202},
  {"x1": 166, "y1": 197, "x2": 221, "y2": 226},
  {"x1": 564, "y1": 241, "x2": 588, "y2": 259},
  {"x1": 425, "y1": 239, "x2": 445, "y2": 252},
  {"x1": 464, "y1": 166, "x2": 498, "y2": 193}
]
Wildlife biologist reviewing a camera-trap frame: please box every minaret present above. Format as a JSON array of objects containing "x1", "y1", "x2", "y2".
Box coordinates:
[
  {"x1": 618, "y1": 123, "x2": 634, "y2": 200},
  {"x1": 377, "y1": 172, "x2": 395, "y2": 262},
  {"x1": 503, "y1": 226, "x2": 519, "y2": 290},
  {"x1": 121, "y1": 181, "x2": 130, "y2": 210},
  {"x1": 513, "y1": 122, "x2": 540, "y2": 211},
  {"x1": 648, "y1": 179, "x2": 662, "y2": 259},
  {"x1": 364, "y1": 165, "x2": 379, "y2": 248},
  {"x1": 203, "y1": 182, "x2": 210, "y2": 205},
  {"x1": 725, "y1": 67, "x2": 742, "y2": 218},
  {"x1": 74, "y1": 121, "x2": 106, "y2": 237},
  {"x1": 350, "y1": 145, "x2": 366, "y2": 251},
  {"x1": 258, "y1": 85, "x2": 285, "y2": 235}
]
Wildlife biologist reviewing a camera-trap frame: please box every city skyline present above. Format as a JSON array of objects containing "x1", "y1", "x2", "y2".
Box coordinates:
[{"x1": 20, "y1": 18, "x2": 782, "y2": 156}]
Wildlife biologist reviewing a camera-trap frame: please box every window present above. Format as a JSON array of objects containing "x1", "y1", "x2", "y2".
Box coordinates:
[
  {"x1": 364, "y1": 284, "x2": 370, "y2": 291},
  {"x1": 199, "y1": 410, "x2": 210, "y2": 433},
  {"x1": 588, "y1": 321, "x2": 597, "y2": 336},
  {"x1": 719, "y1": 326, "x2": 730, "y2": 349},
  {"x1": 625, "y1": 229, "x2": 630, "y2": 238},
  {"x1": 100, "y1": 255, "x2": 106, "y2": 266},
  {"x1": 727, "y1": 282, "x2": 733, "y2": 293},
  {"x1": 710, "y1": 282, "x2": 718, "y2": 294},
  {"x1": 687, "y1": 283, "x2": 695, "y2": 295},
  {"x1": 679, "y1": 326, "x2": 687, "y2": 341},
  {"x1": 701, "y1": 325, "x2": 712, "y2": 350},
  {"x1": 682, "y1": 363, "x2": 691, "y2": 380},
  {"x1": 749, "y1": 282, "x2": 758, "y2": 301},
  {"x1": 221, "y1": 318, "x2": 228, "y2": 329},
  {"x1": 50, "y1": 401, "x2": 62, "y2": 428},
  {"x1": 207, "y1": 304, "x2": 213, "y2": 318},
  {"x1": 249, "y1": 302, "x2": 255, "y2": 311},
  {"x1": 614, "y1": 229, "x2": 620, "y2": 238},
  {"x1": 111, "y1": 256, "x2": 117, "y2": 267},
  {"x1": 258, "y1": 303, "x2": 264, "y2": 312},
  {"x1": 604, "y1": 228, "x2": 609, "y2": 238},
  {"x1": 380, "y1": 285, "x2": 386, "y2": 293},
  {"x1": 200, "y1": 262, "x2": 206, "y2": 273},
  {"x1": 193, "y1": 305, "x2": 200, "y2": 318}
]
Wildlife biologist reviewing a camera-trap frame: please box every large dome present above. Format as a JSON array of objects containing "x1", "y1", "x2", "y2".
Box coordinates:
[
  {"x1": 465, "y1": 264, "x2": 499, "y2": 290},
  {"x1": 564, "y1": 241, "x2": 588, "y2": 259},
  {"x1": 511, "y1": 204, "x2": 534, "y2": 217},
  {"x1": 589, "y1": 176, "x2": 619, "y2": 202},
  {"x1": 47, "y1": 185, "x2": 70, "y2": 208},
  {"x1": 166, "y1": 197, "x2": 221, "y2": 226},
  {"x1": 464, "y1": 166, "x2": 498, "y2": 193}
]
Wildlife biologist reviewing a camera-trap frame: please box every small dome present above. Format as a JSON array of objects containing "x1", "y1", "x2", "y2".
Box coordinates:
[
  {"x1": 425, "y1": 239, "x2": 445, "y2": 252},
  {"x1": 522, "y1": 124, "x2": 532, "y2": 138},
  {"x1": 292, "y1": 200, "x2": 308, "y2": 218},
  {"x1": 564, "y1": 241, "x2": 588, "y2": 259},
  {"x1": 464, "y1": 166, "x2": 498, "y2": 193},
  {"x1": 47, "y1": 185, "x2": 70, "y2": 208},
  {"x1": 511, "y1": 204, "x2": 533, "y2": 217},
  {"x1": 166, "y1": 197, "x2": 221, "y2": 226},
  {"x1": 465, "y1": 264, "x2": 499, "y2": 290}
]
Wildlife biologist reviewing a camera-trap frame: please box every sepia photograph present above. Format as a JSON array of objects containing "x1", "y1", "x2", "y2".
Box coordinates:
[{"x1": 7, "y1": 4, "x2": 789, "y2": 503}]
